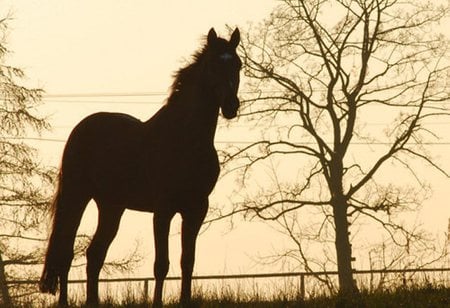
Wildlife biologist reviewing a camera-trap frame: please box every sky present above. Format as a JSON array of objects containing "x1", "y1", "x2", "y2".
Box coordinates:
[
  {"x1": 3, "y1": 0, "x2": 284, "y2": 279},
  {"x1": 6, "y1": 0, "x2": 275, "y2": 94},
  {"x1": 2, "y1": 0, "x2": 450, "y2": 290}
]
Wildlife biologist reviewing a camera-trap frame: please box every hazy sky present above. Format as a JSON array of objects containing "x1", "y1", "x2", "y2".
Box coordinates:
[
  {"x1": 6, "y1": 0, "x2": 276, "y2": 93},
  {"x1": 3, "y1": 0, "x2": 449, "y2": 285},
  {"x1": 3, "y1": 0, "x2": 284, "y2": 279}
]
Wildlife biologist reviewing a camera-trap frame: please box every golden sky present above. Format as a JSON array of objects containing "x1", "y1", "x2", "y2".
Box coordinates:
[
  {"x1": 4, "y1": 0, "x2": 282, "y2": 279},
  {"x1": 3, "y1": 0, "x2": 449, "y2": 283}
]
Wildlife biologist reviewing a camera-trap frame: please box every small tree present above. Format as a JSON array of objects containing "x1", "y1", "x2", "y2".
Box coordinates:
[
  {"x1": 0, "y1": 15, "x2": 52, "y2": 305},
  {"x1": 215, "y1": 0, "x2": 449, "y2": 297}
]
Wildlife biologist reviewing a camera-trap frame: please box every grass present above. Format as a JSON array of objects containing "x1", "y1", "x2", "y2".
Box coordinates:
[
  {"x1": 187, "y1": 285, "x2": 449, "y2": 307},
  {"x1": 302, "y1": 285, "x2": 450, "y2": 308},
  {"x1": 13, "y1": 284, "x2": 450, "y2": 307}
]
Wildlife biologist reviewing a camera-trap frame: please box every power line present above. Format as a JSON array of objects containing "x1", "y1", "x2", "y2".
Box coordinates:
[
  {"x1": 43, "y1": 99, "x2": 164, "y2": 105},
  {"x1": 41, "y1": 93, "x2": 449, "y2": 109},
  {"x1": 43, "y1": 92, "x2": 167, "y2": 98},
  {"x1": 49, "y1": 122, "x2": 450, "y2": 131},
  {"x1": 42, "y1": 90, "x2": 450, "y2": 104},
  {"x1": 7, "y1": 137, "x2": 450, "y2": 146},
  {"x1": 42, "y1": 90, "x2": 287, "y2": 98},
  {"x1": 43, "y1": 99, "x2": 449, "y2": 108}
]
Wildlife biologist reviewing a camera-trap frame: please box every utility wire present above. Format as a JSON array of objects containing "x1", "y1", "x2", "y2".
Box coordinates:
[
  {"x1": 6, "y1": 137, "x2": 450, "y2": 146},
  {"x1": 42, "y1": 93, "x2": 449, "y2": 108},
  {"x1": 42, "y1": 91, "x2": 450, "y2": 105},
  {"x1": 43, "y1": 100, "x2": 164, "y2": 105},
  {"x1": 43, "y1": 92, "x2": 167, "y2": 98}
]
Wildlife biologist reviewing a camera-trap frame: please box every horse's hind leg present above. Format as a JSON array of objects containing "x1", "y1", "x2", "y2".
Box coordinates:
[
  {"x1": 43, "y1": 188, "x2": 90, "y2": 306},
  {"x1": 86, "y1": 205, "x2": 124, "y2": 305},
  {"x1": 56, "y1": 200, "x2": 88, "y2": 306}
]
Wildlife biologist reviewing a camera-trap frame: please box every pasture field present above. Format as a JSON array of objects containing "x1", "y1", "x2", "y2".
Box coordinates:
[{"x1": 12, "y1": 284, "x2": 450, "y2": 307}]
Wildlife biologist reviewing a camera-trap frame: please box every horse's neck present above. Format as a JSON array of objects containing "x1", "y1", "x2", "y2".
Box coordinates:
[{"x1": 147, "y1": 87, "x2": 219, "y2": 146}]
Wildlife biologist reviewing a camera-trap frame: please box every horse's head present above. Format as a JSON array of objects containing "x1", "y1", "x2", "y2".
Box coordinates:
[{"x1": 204, "y1": 28, "x2": 241, "y2": 119}]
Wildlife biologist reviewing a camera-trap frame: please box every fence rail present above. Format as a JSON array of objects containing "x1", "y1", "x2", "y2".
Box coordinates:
[{"x1": 7, "y1": 267, "x2": 450, "y2": 299}]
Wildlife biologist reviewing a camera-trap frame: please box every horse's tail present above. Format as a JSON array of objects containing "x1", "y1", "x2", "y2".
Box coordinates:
[
  {"x1": 39, "y1": 168, "x2": 63, "y2": 294},
  {"x1": 39, "y1": 162, "x2": 89, "y2": 295}
]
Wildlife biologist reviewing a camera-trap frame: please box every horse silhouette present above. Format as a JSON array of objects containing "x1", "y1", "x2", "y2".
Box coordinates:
[{"x1": 40, "y1": 28, "x2": 241, "y2": 307}]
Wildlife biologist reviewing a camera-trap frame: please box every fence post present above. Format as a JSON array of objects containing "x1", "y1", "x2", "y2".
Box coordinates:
[
  {"x1": 300, "y1": 274, "x2": 305, "y2": 299},
  {"x1": 143, "y1": 279, "x2": 149, "y2": 301}
]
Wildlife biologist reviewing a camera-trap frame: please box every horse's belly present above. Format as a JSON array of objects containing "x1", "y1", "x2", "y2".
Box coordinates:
[
  {"x1": 89, "y1": 164, "x2": 154, "y2": 209},
  {"x1": 90, "y1": 147, "x2": 220, "y2": 211},
  {"x1": 157, "y1": 160, "x2": 220, "y2": 203}
]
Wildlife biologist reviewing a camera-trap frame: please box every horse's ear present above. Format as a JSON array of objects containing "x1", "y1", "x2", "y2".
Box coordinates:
[
  {"x1": 207, "y1": 28, "x2": 218, "y2": 45},
  {"x1": 230, "y1": 28, "x2": 240, "y2": 49}
]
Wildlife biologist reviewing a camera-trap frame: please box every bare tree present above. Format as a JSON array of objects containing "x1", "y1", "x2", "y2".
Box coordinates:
[
  {"x1": 0, "y1": 17, "x2": 141, "y2": 305},
  {"x1": 213, "y1": 0, "x2": 450, "y2": 297}
]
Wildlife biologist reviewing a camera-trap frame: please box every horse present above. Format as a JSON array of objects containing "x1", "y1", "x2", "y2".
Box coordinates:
[{"x1": 39, "y1": 28, "x2": 241, "y2": 307}]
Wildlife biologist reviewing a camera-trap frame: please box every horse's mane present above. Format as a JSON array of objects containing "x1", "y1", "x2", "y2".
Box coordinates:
[{"x1": 167, "y1": 43, "x2": 209, "y2": 105}]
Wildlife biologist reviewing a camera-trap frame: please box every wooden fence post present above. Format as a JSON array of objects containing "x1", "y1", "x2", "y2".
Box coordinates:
[
  {"x1": 300, "y1": 274, "x2": 305, "y2": 299},
  {"x1": 143, "y1": 279, "x2": 149, "y2": 301},
  {"x1": 0, "y1": 254, "x2": 12, "y2": 307}
]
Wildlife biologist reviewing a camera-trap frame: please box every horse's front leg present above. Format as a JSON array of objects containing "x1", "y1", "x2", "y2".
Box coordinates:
[
  {"x1": 152, "y1": 212, "x2": 173, "y2": 307},
  {"x1": 180, "y1": 201, "x2": 208, "y2": 305},
  {"x1": 58, "y1": 269, "x2": 69, "y2": 307}
]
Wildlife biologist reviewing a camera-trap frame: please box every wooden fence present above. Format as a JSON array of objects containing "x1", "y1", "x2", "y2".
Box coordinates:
[{"x1": 7, "y1": 267, "x2": 450, "y2": 299}]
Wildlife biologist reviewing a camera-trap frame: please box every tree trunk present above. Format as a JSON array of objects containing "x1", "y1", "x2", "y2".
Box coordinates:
[
  {"x1": 0, "y1": 253, "x2": 12, "y2": 307},
  {"x1": 332, "y1": 199, "x2": 358, "y2": 296}
]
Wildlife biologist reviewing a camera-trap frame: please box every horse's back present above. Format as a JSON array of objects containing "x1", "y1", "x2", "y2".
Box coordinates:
[
  {"x1": 64, "y1": 112, "x2": 143, "y2": 161},
  {"x1": 61, "y1": 112, "x2": 147, "y2": 205}
]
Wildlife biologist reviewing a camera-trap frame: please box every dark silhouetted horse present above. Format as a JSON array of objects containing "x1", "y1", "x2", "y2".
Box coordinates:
[{"x1": 40, "y1": 28, "x2": 241, "y2": 307}]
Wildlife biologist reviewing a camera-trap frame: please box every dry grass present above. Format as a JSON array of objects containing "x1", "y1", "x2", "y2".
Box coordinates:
[{"x1": 10, "y1": 283, "x2": 450, "y2": 307}]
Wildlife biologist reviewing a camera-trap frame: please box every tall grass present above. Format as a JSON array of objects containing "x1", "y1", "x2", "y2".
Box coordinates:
[{"x1": 10, "y1": 283, "x2": 450, "y2": 307}]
